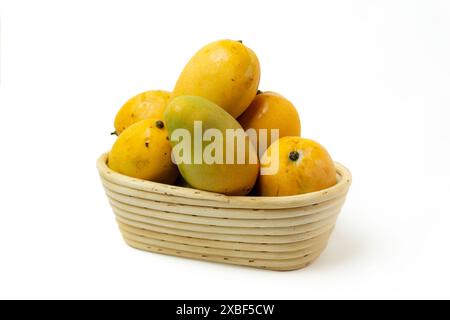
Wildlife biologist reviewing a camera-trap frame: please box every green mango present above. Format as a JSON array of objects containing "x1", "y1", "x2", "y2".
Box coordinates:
[{"x1": 165, "y1": 96, "x2": 259, "y2": 196}]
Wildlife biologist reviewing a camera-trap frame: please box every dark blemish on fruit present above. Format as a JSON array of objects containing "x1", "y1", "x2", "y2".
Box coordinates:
[
  {"x1": 131, "y1": 113, "x2": 135, "y2": 118},
  {"x1": 237, "y1": 40, "x2": 243, "y2": 43},
  {"x1": 231, "y1": 78, "x2": 235, "y2": 82},
  {"x1": 166, "y1": 136, "x2": 169, "y2": 140},
  {"x1": 145, "y1": 142, "x2": 149, "y2": 148},
  {"x1": 156, "y1": 120, "x2": 164, "y2": 129},
  {"x1": 289, "y1": 151, "x2": 300, "y2": 161}
]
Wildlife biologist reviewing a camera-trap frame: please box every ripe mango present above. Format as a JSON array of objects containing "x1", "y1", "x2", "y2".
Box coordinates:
[
  {"x1": 238, "y1": 91, "x2": 301, "y2": 156},
  {"x1": 165, "y1": 96, "x2": 259, "y2": 196},
  {"x1": 109, "y1": 118, "x2": 178, "y2": 184},
  {"x1": 173, "y1": 40, "x2": 260, "y2": 118},
  {"x1": 114, "y1": 90, "x2": 171, "y2": 135},
  {"x1": 259, "y1": 137, "x2": 336, "y2": 196}
]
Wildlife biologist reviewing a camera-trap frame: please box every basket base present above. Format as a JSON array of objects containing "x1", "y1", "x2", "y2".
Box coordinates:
[{"x1": 122, "y1": 236, "x2": 324, "y2": 272}]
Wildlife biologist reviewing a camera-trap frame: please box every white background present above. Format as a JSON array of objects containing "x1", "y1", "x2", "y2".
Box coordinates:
[{"x1": 0, "y1": 0, "x2": 449, "y2": 299}]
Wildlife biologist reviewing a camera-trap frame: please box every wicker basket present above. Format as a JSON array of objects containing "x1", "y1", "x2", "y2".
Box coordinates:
[{"x1": 97, "y1": 153, "x2": 352, "y2": 271}]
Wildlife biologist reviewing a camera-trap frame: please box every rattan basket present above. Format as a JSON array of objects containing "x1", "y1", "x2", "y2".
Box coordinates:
[{"x1": 97, "y1": 153, "x2": 352, "y2": 271}]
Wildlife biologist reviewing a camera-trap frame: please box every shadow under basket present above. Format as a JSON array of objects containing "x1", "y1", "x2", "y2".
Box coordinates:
[{"x1": 97, "y1": 153, "x2": 352, "y2": 271}]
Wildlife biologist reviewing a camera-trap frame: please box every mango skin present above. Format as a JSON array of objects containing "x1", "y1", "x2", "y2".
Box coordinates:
[
  {"x1": 259, "y1": 137, "x2": 336, "y2": 196},
  {"x1": 109, "y1": 118, "x2": 178, "y2": 184},
  {"x1": 173, "y1": 40, "x2": 260, "y2": 118},
  {"x1": 238, "y1": 91, "x2": 301, "y2": 156},
  {"x1": 165, "y1": 96, "x2": 259, "y2": 196},
  {"x1": 114, "y1": 90, "x2": 171, "y2": 135}
]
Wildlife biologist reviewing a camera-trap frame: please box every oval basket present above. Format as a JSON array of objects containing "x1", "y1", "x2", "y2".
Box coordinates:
[{"x1": 97, "y1": 153, "x2": 352, "y2": 271}]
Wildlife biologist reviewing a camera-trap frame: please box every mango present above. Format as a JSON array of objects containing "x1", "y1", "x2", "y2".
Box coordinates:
[
  {"x1": 173, "y1": 40, "x2": 260, "y2": 118},
  {"x1": 259, "y1": 137, "x2": 336, "y2": 196},
  {"x1": 109, "y1": 118, "x2": 178, "y2": 184},
  {"x1": 165, "y1": 96, "x2": 259, "y2": 195},
  {"x1": 238, "y1": 91, "x2": 301, "y2": 156},
  {"x1": 114, "y1": 90, "x2": 171, "y2": 135}
]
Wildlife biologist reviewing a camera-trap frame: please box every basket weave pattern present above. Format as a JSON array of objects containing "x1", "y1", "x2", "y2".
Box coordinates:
[{"x1": 97, "y1": 153, "x2": 352, "y2": 271}]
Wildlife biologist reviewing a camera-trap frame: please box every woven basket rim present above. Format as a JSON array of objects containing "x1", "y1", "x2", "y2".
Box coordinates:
[{"x1": 97, "y1": 152, "x2": 352, "y2": 207}]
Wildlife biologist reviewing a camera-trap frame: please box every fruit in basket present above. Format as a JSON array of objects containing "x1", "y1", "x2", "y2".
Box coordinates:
[
  {"x1": 173, "y1": 39, "x2": 260, "y2": 118},
  {"x1": 108, "y1": 118, "x2": 178, "y2": 183},
  {"x1": 113, "y1": 90, "x2": 171, "y2": 135},
  {"x1": 165, "y1": 95, "x2": 259, "y2": 195},
  {"x1": 258, "y1": 137, "x2": 336, "y2": 196},
  {"x1": 238, "y1": 91, "x2": 301, "y2": 156}
]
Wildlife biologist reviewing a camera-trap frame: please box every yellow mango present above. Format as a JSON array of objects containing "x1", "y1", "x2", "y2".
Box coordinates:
[
  {"x1": 114, "y1": 90, "x2": 171, "y2": 135},
  {"x1": 238, "y1": 91, "x2": 301, "y2": 156},
  {"x1": 173, "y1": 40, "x2": 260, "y2": 118},
  {"x1": 259, "y1": 137, "x2": 336, "y2": 196},
  {"x1": 108, "y1": 118, "x2": 178, "y2": 183}
]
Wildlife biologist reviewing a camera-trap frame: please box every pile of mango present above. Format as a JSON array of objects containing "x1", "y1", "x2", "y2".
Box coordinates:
[{"x1": 108, "y1": 39, "x2": 337, "y2": 197}]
